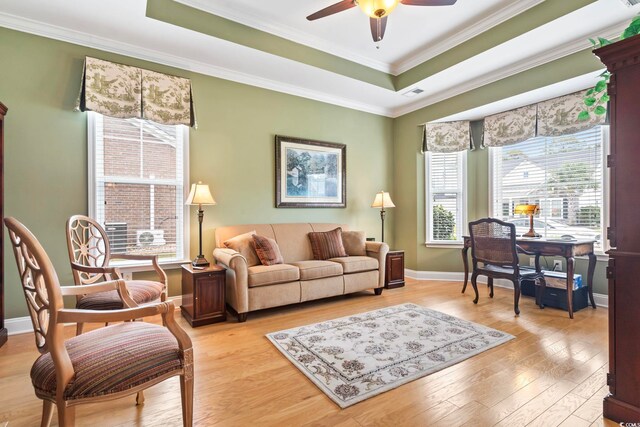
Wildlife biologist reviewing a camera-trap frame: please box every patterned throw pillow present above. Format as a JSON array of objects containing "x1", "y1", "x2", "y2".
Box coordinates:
[
  {"x1": 224, "y1": 231, "x2": 260, "y2": 267},
  {"x1": 252, "y1": 235, "x2": 284, "y2": 266},
  {"x1": 308, "y1": 227, "x2": 348, "y2": 260},
  {"x1": 341, "y1": 231, "x2": 366, "y2": 256}
]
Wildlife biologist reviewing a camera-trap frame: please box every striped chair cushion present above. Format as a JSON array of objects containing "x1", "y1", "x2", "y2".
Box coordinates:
[
  {"x1": 31, "y1": 322, "x2": 183, "y2": 400},
  {"x1": 308, "y1": 227, "x2": 348, "y2": 260},
  {"x1": 77, "y1": 280, "x2": 163, "y2": 310}
]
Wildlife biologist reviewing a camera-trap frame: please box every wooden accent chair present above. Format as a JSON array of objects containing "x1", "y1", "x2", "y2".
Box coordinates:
[
  {"x1": 5, "y1": 217, "x2": 193, "y2": 427},
  {"x1": 469, "y1": 218, "x2": 546, "y2": 316},
  {"x1": 66, "y1": 215, "x2": 168, "y2": 334}
]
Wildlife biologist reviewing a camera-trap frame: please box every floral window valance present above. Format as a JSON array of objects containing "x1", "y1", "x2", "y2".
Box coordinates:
[
  {"x1": 422, "y1": 121, "x2": 471, "y2": 153},
  {"x1": 483, "y1": 105, "x2": 537, "y2": 148},
  {"x1": 537, "y1": 91, "x2": 605, "y2": 137},
  {"x1": 76, "y1": 57, "x2": 197, "y2": 128}
]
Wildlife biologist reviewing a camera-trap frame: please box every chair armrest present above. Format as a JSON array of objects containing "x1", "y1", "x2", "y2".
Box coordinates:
[
  {"x1": 57, "y1": 300, "x2": 173, "y2": 324},
  {"x1": 516, "y1": 245, "x2": 537, "y2": 256},
  {"x1": 109, "y1": 254, "x2": 167, "y2": 286},
  {"x1": 60, "y1": 279, "x2": 137, "y2": 308},
  {"x1": 70, "y1": 262, "x2": 119, "y2": 276}
]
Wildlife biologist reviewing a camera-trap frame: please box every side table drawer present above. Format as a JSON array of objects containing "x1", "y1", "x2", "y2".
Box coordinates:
[
  {"x1": 195, "y1": 275, "x2": 225, "y2": 319},
  {"x1": 385, "y1": 250, "x2": 405, "y2": 289}
]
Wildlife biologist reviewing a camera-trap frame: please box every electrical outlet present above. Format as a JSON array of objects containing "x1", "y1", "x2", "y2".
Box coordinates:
[
  {"x1": 529, "y1": 258, "x2": 536, "y2": 267},
  {"x1": 553, "y1": 259, "x2": 563, "y2": 271}
]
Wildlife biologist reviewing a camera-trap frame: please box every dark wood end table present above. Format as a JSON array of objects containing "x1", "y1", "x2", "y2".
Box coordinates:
[
  {"x1": 385, "y1": 250, "x2": 405, "y2": 289},
  {"x1": 181, "y1": 264, "x2": 227, "y2": 327}
]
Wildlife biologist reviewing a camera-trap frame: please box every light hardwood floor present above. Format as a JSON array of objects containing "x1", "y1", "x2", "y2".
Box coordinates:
[{"x1": 0, "y1": 279, "x2": 617, "y2": 426}]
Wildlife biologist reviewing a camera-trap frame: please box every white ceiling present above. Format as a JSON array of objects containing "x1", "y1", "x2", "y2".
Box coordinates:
[{"x1": 0, "y1": 0, "x2": 638, "y2": 118}]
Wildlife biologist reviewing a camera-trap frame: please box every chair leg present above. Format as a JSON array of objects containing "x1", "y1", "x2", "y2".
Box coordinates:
[
  {"x1": 75, "y1": 323, "x2": 84, "y2": 336},
  {"x1": 374, "y1": 288, "x2": 383, "y2": 295},
  {"x1": 536, "y1": 275, "x2": 546, "y2": 309},
  {"x1": 513, "y1": 279, "x2": 521, "y2": 316},
  {"x1": 136, "y1": 391, "x2": 145, "y2": 405},
  {"x1": 488, "y1": 278, "x2": 494, "y2": 298},
  {"x1": 471, "y1": 272, "x2": 480, "y2": 304},
  {"x1": 57, "y1": 403, "x2": 75, "y2": 427},
  {"x1": 40, "y1": 400, "x2": 54, "y2": 427},
  {"x1": 180, "y1": 374, "x2": 194, "y2": 427}
]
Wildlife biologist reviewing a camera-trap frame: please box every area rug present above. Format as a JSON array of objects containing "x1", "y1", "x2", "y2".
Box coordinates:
[{"x1": 266, "y1": 303, "x2": 514, "y2": 408}]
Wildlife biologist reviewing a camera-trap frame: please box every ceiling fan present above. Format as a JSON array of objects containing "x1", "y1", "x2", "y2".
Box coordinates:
[{"x1": 307, "y1": 0, "x2": 458, "y2": 43}]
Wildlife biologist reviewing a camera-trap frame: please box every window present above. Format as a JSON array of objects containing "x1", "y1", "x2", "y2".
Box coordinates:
[
  {"x1": 425, "y1": 151, "x2": 467, "y2": 244},
  {"x1": 88, "y1": 113, "x2": 189, "y2": 265},
  {"x1": 490, "y1": 126, "x2": 608, "y2": 251}
]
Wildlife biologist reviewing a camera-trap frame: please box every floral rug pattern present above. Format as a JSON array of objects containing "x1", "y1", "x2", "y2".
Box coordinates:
[{"x1": 266, "y1": 303, "x2": 514, "y2": 408}]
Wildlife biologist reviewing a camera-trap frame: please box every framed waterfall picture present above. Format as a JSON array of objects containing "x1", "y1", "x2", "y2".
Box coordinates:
[{"x1": 275, "y1": 135, "x2": 346, "y2": 208}]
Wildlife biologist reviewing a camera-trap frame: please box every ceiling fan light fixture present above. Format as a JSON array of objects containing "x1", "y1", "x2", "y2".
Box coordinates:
[{"x1": 358, "y1": 0, "x2": 400, "y2": 18}]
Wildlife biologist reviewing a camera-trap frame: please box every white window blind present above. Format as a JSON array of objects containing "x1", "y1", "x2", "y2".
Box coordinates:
[
  {"x1": 89, "y1": 113, "x2": 188, "y2": 264},
  {"x1": 426, "y1": 151, "x2": 467, "y2": 243},
  {"x1": 490, "y1": 126, "x2": 607, "y2": 251}
]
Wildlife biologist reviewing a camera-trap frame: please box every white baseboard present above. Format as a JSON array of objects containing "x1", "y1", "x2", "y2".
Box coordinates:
[
  {"x1": 5, "y1": 295, "x2": 183, "y2": 336},
  {"x1": 404, "y1": 268, "x2": 608, "y2": 308}
]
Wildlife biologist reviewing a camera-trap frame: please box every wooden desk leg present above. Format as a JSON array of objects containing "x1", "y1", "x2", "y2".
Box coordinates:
[
  {"x1": 461, "y1": 246, "x2": 469, "y2": 294},
  {"x1": 587, "y1": 252, "x2": 597, "y2": 309},
  {"x1": 535, "y1": 254, "x2": 544, "y2": 309},
  {"x1": 566, "y1": 256, "x2": 575, "y2": 319}
]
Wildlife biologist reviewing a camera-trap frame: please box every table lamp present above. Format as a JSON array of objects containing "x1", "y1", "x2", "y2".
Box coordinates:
[
  {"x1": 514, "y1": 204, "x2": 540, "y2": 238},
  {"x1": 186, "y1": 181, "x2": 216, "y2": 266},
  {"x1": 371, "y1": 191, "x2": 395, "y2": 242}
]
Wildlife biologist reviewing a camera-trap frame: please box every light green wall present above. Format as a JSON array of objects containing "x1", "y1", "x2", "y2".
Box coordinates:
[
  {"x1": 393, "y1": 48, "x2": 609, "y2": 294},
  {"x1": 0, "y1": 27, "x2": 394, "y2": 318}
]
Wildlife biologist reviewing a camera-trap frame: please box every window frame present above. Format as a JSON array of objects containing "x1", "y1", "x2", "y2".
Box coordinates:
[
  {"x1": 87, "y1": 112, "x2": 191, "y2": 270},
  {"x1": 487, "y1": 125, "x2": 610, "y2": 257},
  {"x1": 424, "y1": 150, "x2": 468, "y2": 247}
]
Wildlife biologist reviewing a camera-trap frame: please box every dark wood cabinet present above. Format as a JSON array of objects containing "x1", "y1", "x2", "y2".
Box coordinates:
[
  {"x1": 181, "y1": 264, "x2": 226, "y2": 327},
  {"x1": 385, "y1": 250, "x2": 405, "y2": 289},
  {"x1": 0, "y1": 102, "x2": 6, "y2": 348},
  {"x1": 595, "y1": 36, "x2": 640, "y2": 423}
]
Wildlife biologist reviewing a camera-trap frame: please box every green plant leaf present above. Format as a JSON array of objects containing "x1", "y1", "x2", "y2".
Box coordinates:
[
  {"x1": 578, "y1": 111, "x2": 591, "y2": 121},
  {"x1": 594, "y1": 106, "x2": 607, "y2": 116},
  {"x1": 589, "y1": 38, "x2": 597, "y2": 46},
  {"x1": 598, "y1": 37, "x2": 612, "y2": 46},
  {"x1": 601, "y1": 94, "x2": 610, "y2": 103},
  {"x1": 586, "y1": 88, "x2": 595, "y2": 96},
  {"x1": 584, "y1": 97, "x2": 597, "y2": 106},
  {"x1": 595, "y1": 80, "x2": 607, "y2": 92}
]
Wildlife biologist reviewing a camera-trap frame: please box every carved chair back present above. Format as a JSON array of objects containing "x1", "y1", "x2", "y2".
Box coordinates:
[
  {"x1": 5, "y1": 218, "x2": 70, "y2": 364},
  {"x1": 469, "y1": 218, "x2": 519, "y2": 273},
  {"x1": 66, "y1": 215, "x2": 113, "y2": 285}
]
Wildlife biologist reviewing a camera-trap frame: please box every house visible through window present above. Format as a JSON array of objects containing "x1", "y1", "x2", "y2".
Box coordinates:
[
  {"x1": 89, "y1": 113, "x2": 188, "y2": 264},
  {"x1": 490, "y1": 126, "x2": 607, "y2": 251},
  {"x1": 426, "y1": 151, "x2": 467, "y2": 244}
]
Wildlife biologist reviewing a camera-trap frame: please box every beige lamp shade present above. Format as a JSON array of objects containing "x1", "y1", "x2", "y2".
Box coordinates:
[
  {"x1": 186, "y1": 181, "x2": 216, "y2": 206},
  {"x1": 513, "y1": 204, "x2": 539, "y2": 215},
  {"x1": 371, "y1": 191, "x2": 395, "y2": 209}
]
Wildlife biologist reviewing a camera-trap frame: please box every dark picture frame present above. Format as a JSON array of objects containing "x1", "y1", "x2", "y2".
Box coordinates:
[{"x1": 275, "y1": 135, "x2": 346, "y2": 208}]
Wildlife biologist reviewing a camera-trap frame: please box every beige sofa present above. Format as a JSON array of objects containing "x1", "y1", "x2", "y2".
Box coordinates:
[{"x1": 212, "y1": 223, "x2": 389, "y2": 322}]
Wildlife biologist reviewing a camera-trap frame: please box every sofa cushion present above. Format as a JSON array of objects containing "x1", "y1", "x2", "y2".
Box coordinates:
[
  {"x1": 252, "y1": 235, "x2": 284, "y2": 266},
  {"x1": 248, "y1": 264, "x2": 300, "y2": 287},
  {"x1": 341, "y1": 231, "x2": 366, "y2": 256},
  {"x1": 308, "y1": 227, "x2": 348, "y2": 260},
  {"x1": 290, "y1": 260, "x2": 343, "y2": 281},
  {"x1": 77, "y1": 280, "x2": 163, "y2": 310},
  {"x1": 224, "y1": 230, "x2": 260, "y2": 267},
  {"x1": 329, "y1": 256, "x2": 379, "y2": 274}
]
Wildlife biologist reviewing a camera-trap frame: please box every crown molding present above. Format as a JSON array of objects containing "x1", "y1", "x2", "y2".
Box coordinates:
[
  {"x1": 389, "y1": 0, "x2": 544, "y2": 75},
  {"x1": 0, "y1": 12, "x2": 393, "y2": 117},
  {"x1": 389, "y1": 22, "x2": 626, "y2": 118},
  {"x1": 175, "y1": 0, "x2": 393, "y2": 74}
]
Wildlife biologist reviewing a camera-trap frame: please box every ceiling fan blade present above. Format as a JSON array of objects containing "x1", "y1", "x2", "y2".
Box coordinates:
[
  {"x1": 307, "y1": 0, "x2": 357, "y2": 21},
  {"x1": 370, "y1": 16, "x2": 388, "y2": 42},
  {"x1": 400, "y1": 0, "x2": 457, "y2": 5}
]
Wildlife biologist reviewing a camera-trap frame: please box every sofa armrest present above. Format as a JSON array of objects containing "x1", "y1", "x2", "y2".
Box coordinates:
[
  {"x1": 366, "y1": 242, "x2": 389, "y2": 288},
  {"x1": 213, "y1": 247, "x2": 249, "y2": 315}
]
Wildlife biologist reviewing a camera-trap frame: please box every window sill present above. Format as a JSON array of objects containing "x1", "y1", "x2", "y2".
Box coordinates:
[
  {"x1": 112, "y1": 259, "x2": 191, "y2": 273},
  {"x1": 424, "y1": 242, "x2": 464, "y2": 249}
]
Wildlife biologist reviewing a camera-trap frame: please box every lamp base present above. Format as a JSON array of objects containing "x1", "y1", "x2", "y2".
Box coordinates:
[
  {"x1": 192, "y1": 255, "x2": 210, "y2": 267},
  {"x1": 522, "y1": 230, "x2": 542, "y2": 238}
]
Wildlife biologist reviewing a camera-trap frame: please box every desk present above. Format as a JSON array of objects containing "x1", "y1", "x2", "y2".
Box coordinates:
[{"x1": 461, "y1": 236, "x2": 597, "y2": 319}]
